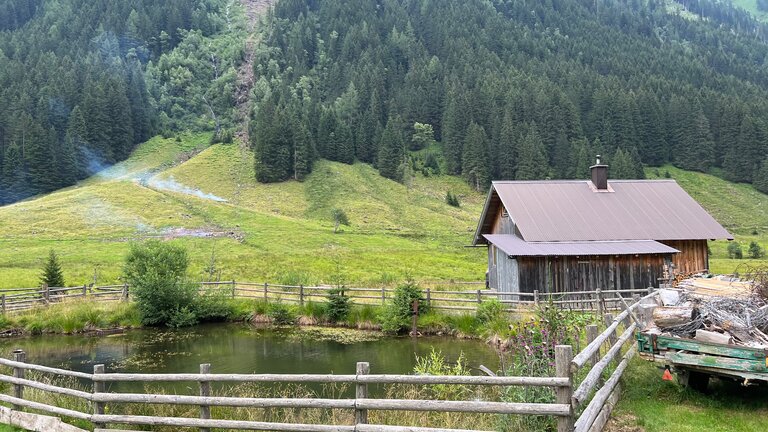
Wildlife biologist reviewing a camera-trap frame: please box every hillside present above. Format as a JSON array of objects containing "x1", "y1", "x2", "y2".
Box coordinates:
[{"x1": 0, "y1": 135, "x2": 486, "y2": 288}]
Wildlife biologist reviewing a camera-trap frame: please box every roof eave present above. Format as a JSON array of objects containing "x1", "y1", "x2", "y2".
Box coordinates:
[{"x1": 472, "y1": 185, "x2": 497, "y2": 245}]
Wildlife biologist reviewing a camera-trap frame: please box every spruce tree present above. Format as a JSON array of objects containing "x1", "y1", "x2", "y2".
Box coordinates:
[
  {"x1": 41, "y1": 249, "x2": 65, "y2": 288},
  {"x1": 611, "y1": 148, "x2": 634, "y2": 179},
  {"x1": 441, "y1": 84, "x2": 464, "y2": 175},
  {"x1": 377, "y1": 116, "x2": 405, "y2": 181},
  {"x1": 462, "y1": 122, "x2": 490, "y2": 191},
  {"x1": 515, "y1": 126, "x2": 549, "y2": 180}
]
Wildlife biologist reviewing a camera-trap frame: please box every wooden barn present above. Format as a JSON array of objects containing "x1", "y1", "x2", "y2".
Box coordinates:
[{"x1": 473, "y1": 161, "x2": 733, "y2": 295}]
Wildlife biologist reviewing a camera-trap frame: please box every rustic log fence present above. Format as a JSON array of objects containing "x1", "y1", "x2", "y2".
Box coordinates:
[
  {"x1": 0, "y1": 281, "x2": 652, "y2": 315},
  {"x1": 0, "y1": 294, "x2": 657, "y2": 431}
]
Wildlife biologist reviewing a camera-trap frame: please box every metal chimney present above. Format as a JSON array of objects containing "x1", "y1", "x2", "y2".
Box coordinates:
[{"x1": 590, "y1": 155, "x2": 608, "y2": 190}]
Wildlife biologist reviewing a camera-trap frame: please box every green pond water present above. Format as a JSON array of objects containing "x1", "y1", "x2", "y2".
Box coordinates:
[{"x1": 0, "y1": 324, "x2": 500, "y2": 391}]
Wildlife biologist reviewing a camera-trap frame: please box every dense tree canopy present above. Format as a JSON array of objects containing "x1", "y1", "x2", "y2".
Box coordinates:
[
  {"x1": 249, "y1": 0, "x2": 768, "y2": 190},
  {"x1": 0, "y1": 0, "x2": 227, "y2": 204}
]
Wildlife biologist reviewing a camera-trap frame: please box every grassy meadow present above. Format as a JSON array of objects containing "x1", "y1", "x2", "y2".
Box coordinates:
[
  {"x1": 0, "y1": 134, "x2": 766, "y2": 289},
  {"x1": 0, "y1": 134, "x2": 486, "y2": 288}
]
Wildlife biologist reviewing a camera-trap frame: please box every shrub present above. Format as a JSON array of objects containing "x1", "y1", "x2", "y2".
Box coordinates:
[
  {"x1": 476, "y1": 298, "x2": 504, "y2": 323},
  {"x1": 748, "y1": 241, "x2": 765, "y2": 259},
  {"x1": 413, "y1": 349, "x2": 470, "y2": 400},
  {"x1": 728, "y1": 242, "x2": 744, "y2": 259},
  {"x1": 445, "y1": 191, "x2": 460, "y2": 207},
  {"x1": 40, "y1": 249, "x2": 65, "y2": 288},
  {"x1": 123, "y1": 240, "x2": 198, "y2": 327},
  {"x1": 267, "y1": 302, "x2": 296, "y2": 325},
  {"x1": 326, "y1": 287, "x2": 351, "y2": 323},
  {"x1": 332, "y1": 208, "x2": 350, "y2": 233},
  {"x1": 380, "y1": 280, "x2": 428, "y2": 333},
  {"x1": 195, "y1": 288, "x2": 232, "y2": 322}
]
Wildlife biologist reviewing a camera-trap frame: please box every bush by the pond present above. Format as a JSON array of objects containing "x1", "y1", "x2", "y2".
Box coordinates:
[
  {"x1": 124, "y1": 241, "x2": 198, "y2": 327},
  {"x1": 326, "y1": 287, "x2": 351, "y2": 322},
  {"x1": 267, "y1": 302, "x2": 297, "y2": 325},
  {"x1": 379, "y1": 280, "x2": 428, "y2": 333}
]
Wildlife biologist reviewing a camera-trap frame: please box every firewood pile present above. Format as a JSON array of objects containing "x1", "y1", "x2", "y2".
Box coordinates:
[{"x1": 645, "y1": 271, "x2": 768, "y2": 348}]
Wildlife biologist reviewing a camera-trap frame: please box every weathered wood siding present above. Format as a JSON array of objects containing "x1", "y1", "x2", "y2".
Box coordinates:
[
  {"x1": 516, "y1": 255, "x2": 668, "y2": 294},
  {"x1": 491, "y1": 206, "x2": 515, "y2": 235},
  {"x1": 659, "y1": 240, "x2": 709, "y2": 274},
  {"x1": 487, "y1": 246, "x2": 519, "y2": 295}
]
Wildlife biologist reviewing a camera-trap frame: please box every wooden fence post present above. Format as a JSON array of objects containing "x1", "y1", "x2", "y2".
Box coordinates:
[
  {"x1": 299, "y1": 285, "x2": 305, "y2": 306},
  {"x1": 534, "y1": 290, "x2": 540, "y2": 307},
  {"x1": 355, "y1": 362, "x2": 370, "y2": 425},
  {"x1": 596, "y1": 288, "x2": 604, "y2": 316},
  {"x1": 231, "y1": 280, "x2": 237, "y2": 298},
  {"x1": 12, "y1": 350, "x2": 25, "y2": 411},
  {"x1": 586, "y1": 325, "x2": 599, "y2": 367},
  {"x1": 381, "y1": 287, "x2": 386, "y2": 305},
  {"x1": 476, "y1": 289, "x2": 482, "y2": 304},
  {"x1": 199, "y1": 363, "x2": 211, "y2": 432},
  {"x1": 555, "y1": 345, "x2": 574, "y2": 432},
  {"x1": 1, "y1": 294, "x2": 6, "y2": 315},
  {"x1": 82, "y1": 284, "x2": 87, "y2": 298},
  {"x1": 43, "y1": 283, "x2": 50, "y2": 302},
  {"x1": 426, "y1": 288, "x2": 431, "y2": 307},
  {"x1": 122, "y1": 283, "x2": 129, "y2": 301},
  {"x1": 93, "y1": 364, "x2": 105, "y2": 429},
  {"x1": 263, "y1": 283, "x2": 268, "y2": 302}
]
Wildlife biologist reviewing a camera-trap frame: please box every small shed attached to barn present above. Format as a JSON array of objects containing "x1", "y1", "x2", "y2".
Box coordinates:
[{"x1": 473, "y1": 162, "x2": 733, "y2": 295}]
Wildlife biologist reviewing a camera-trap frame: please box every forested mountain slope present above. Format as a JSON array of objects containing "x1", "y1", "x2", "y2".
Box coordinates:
[
  {"x1": 249, "y1": 0, "x2": 768, "y2": 192},
  {"x1": 0, "y1": 0, "x2": 240, "y2": 204}
]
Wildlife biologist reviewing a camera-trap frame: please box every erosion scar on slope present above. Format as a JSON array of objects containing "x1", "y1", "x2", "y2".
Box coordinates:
[{"x1": 235, "y1": 0, "x2": 273, "y2": 148}]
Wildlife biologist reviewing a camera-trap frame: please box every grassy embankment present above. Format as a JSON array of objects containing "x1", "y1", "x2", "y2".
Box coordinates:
[{"x1": 0, "y1": 133, "x2": 486, "y2": 288}]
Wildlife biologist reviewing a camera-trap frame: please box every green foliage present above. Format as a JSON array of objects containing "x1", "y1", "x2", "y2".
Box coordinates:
[
  {"x1": 411, "y1": 123, "x2": 436, "y2": 151},
  {"x1": 748, "y1": 241, "x2": 765, "y2": 259},
  {"x1": 379, "y1": 280, "x2": 428, "y2": 334},
  {"x1": 326, "y1": 287, "x2": 351, "y2": 323},
  {"x1": 267, "y1": 302, "x2": 297, "y2": 325},
  {"x1": 728, "y1": 242, "x2": 744, "y2": 259},
  {"x1": 331, "y1": 208, "x2": 350, "y2": 233},
  {"x1": 40, "y1": 249, "x2": 65, "y2": 288},
  {"x1": 413, "y1": 349, "x2": 470, "y2": 400},
  {"x1": 476, "y1": 298, "x2": 504, "y2": 324},
  {"x1": 445, "y1": 191, "x2": 460, "y2": 207},
  {"x1": 0, "y1": 0, "x2": 227, "y2": 204},
  {"x1": 123, "y1": 240, "x2": 198, "y2": 327},
  {"x1": 755, "y1": 159, "x2": 768, "y2": 194}
]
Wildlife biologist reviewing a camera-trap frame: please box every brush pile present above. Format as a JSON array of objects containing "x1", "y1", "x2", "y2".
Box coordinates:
[{"x1": 647, "y1": 268, "x2": 768, "y2": 348}]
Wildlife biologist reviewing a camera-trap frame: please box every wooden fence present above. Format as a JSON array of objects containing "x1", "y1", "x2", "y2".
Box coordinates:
[
  {"x1": 0, "y1": 294, "x2": 656, "y2": 432},
  {"x1": 0, "y1": 281, "x2": 651, "y2": 315}
]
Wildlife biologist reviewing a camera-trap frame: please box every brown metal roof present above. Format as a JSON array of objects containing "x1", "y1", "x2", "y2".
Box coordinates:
[
  {"x1": 474, "y1": 180, "x2": 733, "y2": 243},
  {"x1": 484, "y1": 235, "x2": 680, "y2": 257}
]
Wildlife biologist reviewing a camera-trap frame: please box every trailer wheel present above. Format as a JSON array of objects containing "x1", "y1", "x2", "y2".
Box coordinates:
[{"x1": 686, "y1": 371, "x2": 710, "y2": 393}]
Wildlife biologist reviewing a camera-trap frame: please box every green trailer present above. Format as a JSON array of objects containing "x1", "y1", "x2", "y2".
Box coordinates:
[{"x1": 637, "y1": 332, "x2": 768, "y2": 390}]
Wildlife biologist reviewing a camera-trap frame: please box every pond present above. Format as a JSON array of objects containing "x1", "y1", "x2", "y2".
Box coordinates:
[{"x1": 0, "y1": 324, "x2": 500, "y2": 384}]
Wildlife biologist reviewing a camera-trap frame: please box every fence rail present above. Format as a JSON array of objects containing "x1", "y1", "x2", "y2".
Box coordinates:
[
  {"x1": 0, "y1": 281, "x2": 652, "y2": 315},
  {"x1": 0, "y1": 293, "x2": 657, "y2": 431}
]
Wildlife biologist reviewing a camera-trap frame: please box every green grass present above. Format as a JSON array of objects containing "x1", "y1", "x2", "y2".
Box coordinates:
[
  {"x1": 613, "y1": 359, "x2": 768, "y2": 431},
  {"x1": 0, "y1": 135, "x2": 486, "y2": 288},
  {"x1": 645, "y1": 165, "x2": 768, "y2": 274}
]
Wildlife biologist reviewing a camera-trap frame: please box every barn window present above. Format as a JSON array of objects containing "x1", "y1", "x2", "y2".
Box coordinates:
[{"x1": 501, "y1": 209, "x2": 509, "y2": 218}]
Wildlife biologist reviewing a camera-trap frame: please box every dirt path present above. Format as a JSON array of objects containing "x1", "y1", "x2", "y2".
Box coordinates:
[{"x1": 234, "y1": 0, "x2": 273, "y2": 148}]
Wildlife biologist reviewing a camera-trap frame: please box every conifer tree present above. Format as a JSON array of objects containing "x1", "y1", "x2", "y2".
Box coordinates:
[
  {"x1": 754, "y1": 159, "x2": 768, "y2": 195},
  {"x1": 515, "y1": 126, "x2": 549, "y2": 180},
  {"x1": 377, "y1": 116, "x2": 405, "y2": 181},
  {"x1": 41, "y1": 249, "x2": 65, "y2": 288},
  {"x1": 462, "y1": 122, "x2": 490, "y2": 191}
]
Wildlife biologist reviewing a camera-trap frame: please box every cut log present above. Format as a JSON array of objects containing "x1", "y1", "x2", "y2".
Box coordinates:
[
  {"x1": 695, "y1": 329, "x2": 731, "y2": 345},
  {"x1": 652, "y1": 307, "x2": 694, "y2": 328}
]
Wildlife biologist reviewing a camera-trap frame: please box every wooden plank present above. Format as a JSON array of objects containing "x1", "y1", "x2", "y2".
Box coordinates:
[
  {"x1": 0, "y1": 406, "x2": 88, "y2": 432},
  {"x1": 666, "y1": 352, "x2": 767, "y2": 373},
  {"x1": 654, "y1": 336, "x2": 767, "y2": 361}
]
